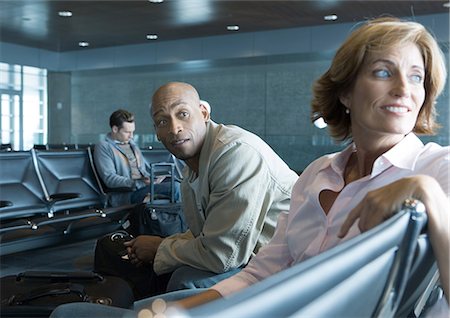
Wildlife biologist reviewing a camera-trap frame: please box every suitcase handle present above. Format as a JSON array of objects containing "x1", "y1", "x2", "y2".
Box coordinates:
[
  {"x1": 16, "y1": 271, "x2": 104, "y2": 282},
  {"x1": 151, "y1": 163, "x2": 176, "y2": 203},
  {"x1": 8, "y1": 282, "x2": 87, "y2": 305}
]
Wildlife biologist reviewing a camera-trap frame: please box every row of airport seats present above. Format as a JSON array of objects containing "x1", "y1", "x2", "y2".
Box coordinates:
[
  {"x1": 33, "y1": 143, "x2": 95, "y2": 151},
  {"x1": 1, "y1": 143, "x2": 167, "y2": 153},
  {"x1": 0, "y1": 147, "x2": 180, "y2": 256},
  {"x1": 172, "y1": 203, "x2": 439, "y2": 318},
  {"x1": 0, "y1": 143, "x2": 95, "y2": 152}
]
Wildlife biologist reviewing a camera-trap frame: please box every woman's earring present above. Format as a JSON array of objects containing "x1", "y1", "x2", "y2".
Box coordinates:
[{"x1": 345, "y1": 108, "x2": 350, "y2": 114}]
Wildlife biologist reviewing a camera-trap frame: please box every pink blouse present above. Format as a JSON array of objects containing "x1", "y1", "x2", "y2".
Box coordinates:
[{"x1": 213, "y1": 133, "x2": 450, "y2": 296}]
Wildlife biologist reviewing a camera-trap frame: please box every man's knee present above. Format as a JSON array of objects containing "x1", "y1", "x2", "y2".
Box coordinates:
[
  {"x1": 166, "y1": 266, "x2": 241, "y2": 292},
  {"x1": 167, "y1": 266, "x2": 202, "y2": 290}
]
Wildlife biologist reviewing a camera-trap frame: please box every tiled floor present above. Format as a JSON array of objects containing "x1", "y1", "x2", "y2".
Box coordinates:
[{"x1": 0, "y1": 238, "x2": 97, "y2": 278}]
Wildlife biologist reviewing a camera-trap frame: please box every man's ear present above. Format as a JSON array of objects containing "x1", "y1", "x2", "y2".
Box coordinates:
[
  {"x1": 112, "y1": 125, "x2": 119, "y2": 133},
  {"x1": 152, "y1": 124, "x2": 160, "y2": 141},
  {"x1": 199, "y1": 103, "x2": 210, "y2": 122}
]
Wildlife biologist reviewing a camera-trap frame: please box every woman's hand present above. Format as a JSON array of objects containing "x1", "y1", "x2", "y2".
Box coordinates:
[
  {"x1": 339, "y1": 175, "x2": 449, "y2": 304},
  {"x1": 337, "y1": 175, "x2": 447, "y2": 237},
  {"x1": 338, "y1": 176, "x2": 420, "y2": 237}
]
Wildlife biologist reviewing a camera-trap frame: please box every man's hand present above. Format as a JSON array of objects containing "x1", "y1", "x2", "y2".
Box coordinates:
[{"x1": 124, "y1": 235, "x2": 164, "y2": 266}]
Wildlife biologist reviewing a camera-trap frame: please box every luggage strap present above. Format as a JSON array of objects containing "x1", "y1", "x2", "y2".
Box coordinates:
[
  {"x1": 16, "y1": 271, "x2": 103, "y2": 281},
  {"x1": 8, "y1": 282, "x2": 87, "y2": 305}
]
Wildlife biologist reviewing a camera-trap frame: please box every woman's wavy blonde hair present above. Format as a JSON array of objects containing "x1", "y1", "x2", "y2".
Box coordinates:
[{"x1": 311, "y1": 17, "x2": 447, "y2": 141}]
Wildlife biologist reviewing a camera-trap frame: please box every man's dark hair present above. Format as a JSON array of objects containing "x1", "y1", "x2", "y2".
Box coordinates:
[{"x1": 109, "y1": 109, "x2": 135, "y2": 128}]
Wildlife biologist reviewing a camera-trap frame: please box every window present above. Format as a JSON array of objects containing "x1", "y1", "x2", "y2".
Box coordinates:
[{"x1": 0, "y1": 63, "x2": 47, "y2": 150}]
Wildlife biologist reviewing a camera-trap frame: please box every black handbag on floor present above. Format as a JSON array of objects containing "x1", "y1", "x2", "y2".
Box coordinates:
[
  {"x1": 94, "y1": 164, "x2": 185, "y2": 300},
  {"x1": 127, "y1": 162, "x2": 187, "y2": 237},
  {"x1": 94, "y1": 231, "x2": 172, "y2": 300},
  {"x1": 0, "y1": 271, "x2": 134, "y2": 318}
]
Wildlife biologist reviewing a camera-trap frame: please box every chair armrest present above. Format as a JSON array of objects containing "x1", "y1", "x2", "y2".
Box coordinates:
[
  {"x1": 0, "y1": 200, "x2": 13, "y2": 208},
  {"x1": 103, "y1": 186, "x2": 134, "y2": 193},
  {"x1": 48, "y1": 193, "x2": 80, "y2": 202}
]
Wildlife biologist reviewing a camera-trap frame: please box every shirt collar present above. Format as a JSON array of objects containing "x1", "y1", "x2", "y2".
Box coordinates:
[
  {"x1": 196, "y1": 120, "x2": 215, "y2": 175},
  {"x1": 329, "y1": 143, "x2": 355, "y2": 176},
  {"x1": 374, "y1": 133, "x2": 424, "y2": 174},
  {"x1": 106, "y1": 132, "x2": 133, "y2": 146},
  {"x1": 114, "y1": 140, "x2": 128, "y2": 145},
  {"x1": 323, "y1": 133, "x2": 424, "y2": 178}
]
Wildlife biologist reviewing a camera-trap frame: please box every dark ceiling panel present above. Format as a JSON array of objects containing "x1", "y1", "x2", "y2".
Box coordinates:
[{"x1": 0, "y1": 0, "x2": 448, "y2": 52}]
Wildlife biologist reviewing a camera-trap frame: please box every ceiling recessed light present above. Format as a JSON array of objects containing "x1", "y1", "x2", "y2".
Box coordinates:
[
  {"x1": 443, "y1": 2, "x2": 450, "y2": 8},
  {"x1": 148, "y1": 0, "x2": 164, "y2": 3},
  {"x1": 227, "y1": 25, "x2": 239, "y2": 31},
  {"x1": 324, "y1": 14, "x2": 338, "y2": 21},
  {"x1": 146, "y1": 34, "x2": 158, "y2": 40},
  {"x1": 78, "y1": 41, "x2": 89, "y2": 47},
  {"x1": 58, "y1": 11, "x2": 73, "y2": 17}
]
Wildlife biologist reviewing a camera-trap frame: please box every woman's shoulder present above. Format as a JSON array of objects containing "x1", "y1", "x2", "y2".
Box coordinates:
[{"x1": 420, "y1": 142, "x2": 450, "y2": 160}]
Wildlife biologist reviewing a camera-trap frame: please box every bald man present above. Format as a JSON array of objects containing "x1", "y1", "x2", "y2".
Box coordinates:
[{"x1": 118, "y1": 82, "x2": 298, "y2": 298}]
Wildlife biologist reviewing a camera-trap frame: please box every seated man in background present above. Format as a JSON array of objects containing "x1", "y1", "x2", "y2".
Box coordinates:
[
  {"x1": 94, "y1": 109, "x2": 175, "y2": 207},
  {"x1": 119, "y1": 81, "x2": 299, "y2": 297}
]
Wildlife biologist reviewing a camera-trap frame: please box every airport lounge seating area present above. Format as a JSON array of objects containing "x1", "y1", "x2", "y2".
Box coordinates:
[{"x1": 0, "y1": 147, "x2": 178, "y2": 256}]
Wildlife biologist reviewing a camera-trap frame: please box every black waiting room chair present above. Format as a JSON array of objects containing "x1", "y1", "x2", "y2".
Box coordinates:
[{"x1": 170, "y1": 200, "x2": 436, "y2": 318}]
